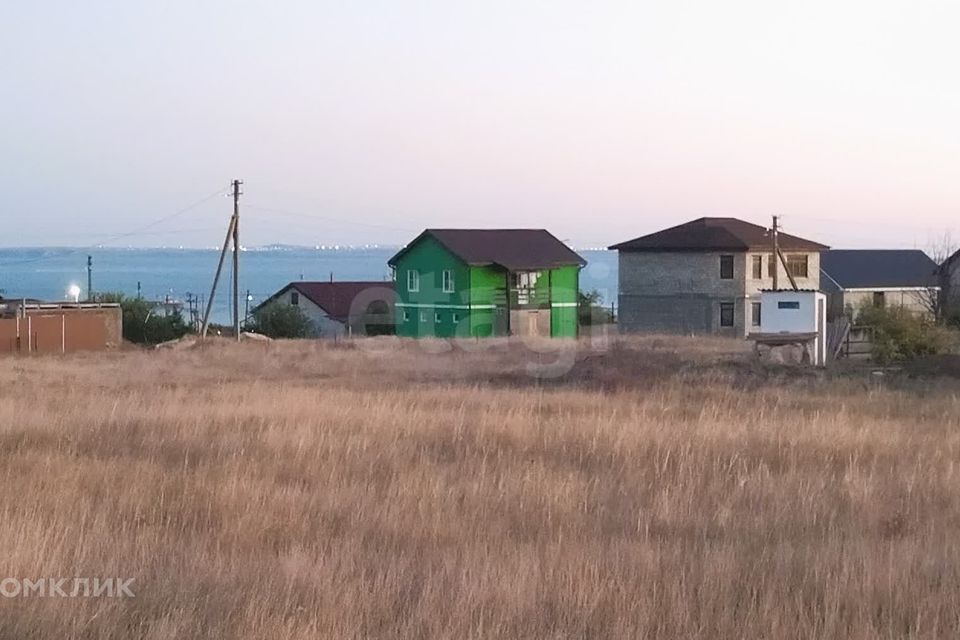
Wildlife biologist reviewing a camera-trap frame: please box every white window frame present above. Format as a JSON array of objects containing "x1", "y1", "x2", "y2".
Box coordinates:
[
  {"x1": 452, "y1": 313, "x2": 459, "y2": 323},
  {"x1": 403, "y1": 310, "x2": 410, "y2": 322},
  {"x1": 407, "y1": 270, "x2": 419, "y2": 293},
  {"x1": 442, "y1": 269, "x2": 455, "y2": 293},
  {"x1": 435, "y1": 312, "x2": 442, "y2": 323}
]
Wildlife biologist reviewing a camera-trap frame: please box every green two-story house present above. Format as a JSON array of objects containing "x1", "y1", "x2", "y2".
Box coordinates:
[{"x1": 388, "y1": 229, "x2": 586, "y2": 338}]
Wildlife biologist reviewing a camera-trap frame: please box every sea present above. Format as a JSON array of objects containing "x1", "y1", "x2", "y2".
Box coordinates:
[{"x1": 0, "y1": 247, "x2": 618, "y2": 324}]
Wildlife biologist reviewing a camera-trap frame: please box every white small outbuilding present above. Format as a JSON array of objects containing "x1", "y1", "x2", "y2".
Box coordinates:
[{"x1": 749, "y1": 290, "x2": 827, "y2": 366}]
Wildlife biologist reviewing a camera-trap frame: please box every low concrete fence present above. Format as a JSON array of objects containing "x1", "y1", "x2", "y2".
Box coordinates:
[{"x1": 0, "y1": 304, "x2": 122, "y2": 354}]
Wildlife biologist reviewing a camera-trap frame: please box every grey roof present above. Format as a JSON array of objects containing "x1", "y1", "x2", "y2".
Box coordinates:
[
  {"x1": 389, "y1": 229, "x2": 586, "y2": 271},
  {"x1": 942, "y1": 248, "x2": 960, "y2": 273},
  {"x1": 609, "y1": 217, "x2": 828, "y2": 252},
  {"x1": 820, "y1": 250, "x2": 939, "y2": 290}
]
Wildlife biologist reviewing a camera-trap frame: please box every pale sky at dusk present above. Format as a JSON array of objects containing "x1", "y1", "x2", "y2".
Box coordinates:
[{"x1": 1, "y1": 0, "x2": 958, "y2": 250}]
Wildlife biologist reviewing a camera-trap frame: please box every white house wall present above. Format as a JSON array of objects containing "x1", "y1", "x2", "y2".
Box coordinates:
[
  {"x1": 276, "y1": 289, "x2": 347, "y2": 339},
  {"x1": 842, "y1": 289, "x2": 935, "y2": 318}
]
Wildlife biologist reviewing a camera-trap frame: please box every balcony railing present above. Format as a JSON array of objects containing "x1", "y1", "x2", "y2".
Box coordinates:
[{"x1": 509, "y1": 287, "x2": 551, "y2": 308}]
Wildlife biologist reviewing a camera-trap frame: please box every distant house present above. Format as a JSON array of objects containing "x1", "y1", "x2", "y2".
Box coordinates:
[
  {"x1": 609, "y1": 217, "x2": 828, "y2": 336},
  {"x1": 256, "y1": 281, "x2": 395, "y2": 338},
  {"x1": 388, "y1": 229, "x2": 586, "y2": 338},
  {"x1": 820, "y1": 250, "x2": 939, "y2": 319},
  {"x1": 939, "y1": 249, "x2": 960, "y2": 320}
]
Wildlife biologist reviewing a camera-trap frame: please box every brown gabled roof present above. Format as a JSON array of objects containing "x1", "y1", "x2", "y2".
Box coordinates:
[
  {"x1": 609, "y1": 217, "x2": 828, "y2": 252},
  {"x1": 389, "y1": 229, "x2": 586, "y2": 271},
  {"x1": 266, "y1": 281, "x2": 394, "y2": 322}
]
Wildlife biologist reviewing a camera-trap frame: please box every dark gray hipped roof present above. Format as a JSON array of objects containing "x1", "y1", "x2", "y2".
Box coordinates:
[
  {"x1": 820, "y1": 250, "x2": 939, "y2": 289},
  {"x1": 609, "y1": 217, "x2": 828, "y2": 252},
  {"x1": 389, "y1": 229, "x2": 586, "y2": 271}
]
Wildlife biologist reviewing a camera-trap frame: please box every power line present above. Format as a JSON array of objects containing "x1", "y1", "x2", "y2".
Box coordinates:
[
  {"x1": 0, "y1": 187, "x2": 230, "y2": 266},
  {"x1": 244, "y1": 204, "x2": 417, "y2": 233}
]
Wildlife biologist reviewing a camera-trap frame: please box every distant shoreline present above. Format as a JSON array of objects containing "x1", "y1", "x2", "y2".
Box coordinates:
[{"x1": 0, "y1": 245, "x2": 614, "y2": 252}]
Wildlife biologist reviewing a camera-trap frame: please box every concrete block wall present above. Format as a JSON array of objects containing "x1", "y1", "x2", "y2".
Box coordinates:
[
  {"x1": 743, "y1": 251, "x2": 821, "y2": 295},
  {"x1": 618, "y1": 250, "x2": 821, "y2": 337}
]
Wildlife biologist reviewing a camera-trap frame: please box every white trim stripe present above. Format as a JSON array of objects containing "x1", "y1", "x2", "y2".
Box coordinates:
[
  {"x1": 397, "y1": 301, "x2": 581, "y2": 309},
  {"x1": 395, "y1": 302, "x2": 497, "y2": 310},
  {"x1": 842, "y1": 286, "x2": 939, "y2": 292}
]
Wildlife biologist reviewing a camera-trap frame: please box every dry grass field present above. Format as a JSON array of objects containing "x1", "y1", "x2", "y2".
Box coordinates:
[{"x1": 1, "y1": 335, "x2": 960, "y2": 639}]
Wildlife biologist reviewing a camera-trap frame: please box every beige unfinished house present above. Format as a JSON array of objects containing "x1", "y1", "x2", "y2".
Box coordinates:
[
  {"x1": 610, "y1": 217, "x2": 827, "y2": 337},
  {"x1": 820, "y1": 250, "x2": 940, "y2": 320}
]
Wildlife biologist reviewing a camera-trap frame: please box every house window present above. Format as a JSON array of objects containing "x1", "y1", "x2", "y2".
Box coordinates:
[
  {"x1": 435, "y1": 312, "x2": 442, "y2": 323},
  {"x1": 407, "y1": 270, "x2": 419, "y2": 292},
  {"x1": 290, "y1": 292, "x2": 299, "y2": 306},
  {"x1": 403, "y1": 310, "x2": 410, "y2": 322},
  {"x1": 390, "y1": 266, "x2": 397, "y2": 282},
  {"x1": 751, "y1": 302, "x2": 762, "y2": 327},
  {"x1": 786, "y1": 254, "x2": 809, "y2": 278},
  {"x1": 419, "y1": 311, "x2": 427, "y2": 322},
  {"x1": 511, "y1": 271, "x2": 542, "y2": 305},
  {"x1": 719, "y1": 302, "x2": 735, "y2": 327},
  {"x1": 778, "y1": 301, "x2": 800, "y2": 310},
  {"x1": 768, "y1": 254, "x2": 777, "y2": 278},
  {"x1": 752, "y1": 255, "x2": 763, "y2": 280},
  {"x1": 442, "y1": 270, "x2": 454, "y2": 293},
  {"x1": 511, "y1": 271, "x2": 541, "y2": 289},
  {"x1": 452, "y1": 313, "x2": 459, "y2": 323},
  {"x1": 719, "y1": 255, "x2": 734, "y2": 280},
  {"x1": 873, "y1": 291, "x2": 886, "y2": 308}
]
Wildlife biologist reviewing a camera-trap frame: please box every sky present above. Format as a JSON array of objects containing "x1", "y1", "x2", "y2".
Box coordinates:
[{"x1": 1, "y1": 0, "x2": 958, "y2": 251}]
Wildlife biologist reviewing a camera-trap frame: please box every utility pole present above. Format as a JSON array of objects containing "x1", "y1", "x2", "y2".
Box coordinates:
[
  {"x1": 86, "y1": 255, "x2": 93, "y2": 301},
  {"x1": 200, "y1": 180, "x2": 242, "y2": 338},
  {"x1": 231, "y1": 179, "x2": 242, "y2": 341},
  {"x1": 771, "y1": 215, "x2": 779, "y2": 290},
  {"x1": 772, "y1": 214, "x2": 799, "y2": 291}
]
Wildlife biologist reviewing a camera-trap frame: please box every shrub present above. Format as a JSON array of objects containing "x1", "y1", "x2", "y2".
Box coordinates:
[
  {"x1": 96, "y1": 293, "x2": 191, "y2": 346},
  {"x1": 246, "y1": 301, "x2": 313, "y2": 339},
  {"x1": 856, "y1": 303, "x2": 954, "y2": 364},
  {"x1": 578, "y1": 290, "x2": 614, "y2": 326}
]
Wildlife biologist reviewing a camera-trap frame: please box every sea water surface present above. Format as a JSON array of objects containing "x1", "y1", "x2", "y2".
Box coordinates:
[{"x1": 0, "y1": 247, "x2": 617, "y2": 324}]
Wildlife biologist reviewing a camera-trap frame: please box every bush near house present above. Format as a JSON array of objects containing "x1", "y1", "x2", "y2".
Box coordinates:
[
  {"x1": 245, "y1": 301, "x2": 313, "y2": 339},
  {"x1": 96, "y1": 293, "x2": 191, "y2": 345},
  {"x1": 856, "y1": 302, "x2": 956, "y2": 364},
  {"x1": 947, "y1": 310, "x2": 960, "y2": 330},
  {"x1": 578, "y1": 289, "x2": 614, "y2": 326}
]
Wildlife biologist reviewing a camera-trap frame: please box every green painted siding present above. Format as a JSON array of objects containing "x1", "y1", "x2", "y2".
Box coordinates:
[
  {"x1": 392, "y1": 233, "x2": 583, "y2": 338},
  {"x1": 549, "y1": 265, "x2": 579, "y2": 338},
  {"x1": 393, "y1": 235, "x2": 470, "y2": 338},
  {"x1": 468, "y1": 265, "x2": 507, "y2": 337}
]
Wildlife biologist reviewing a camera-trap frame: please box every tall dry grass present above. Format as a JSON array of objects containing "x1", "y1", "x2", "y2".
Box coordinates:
[{"x1": 1, "y1": 336, "x2": 959, "y2": 638}]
